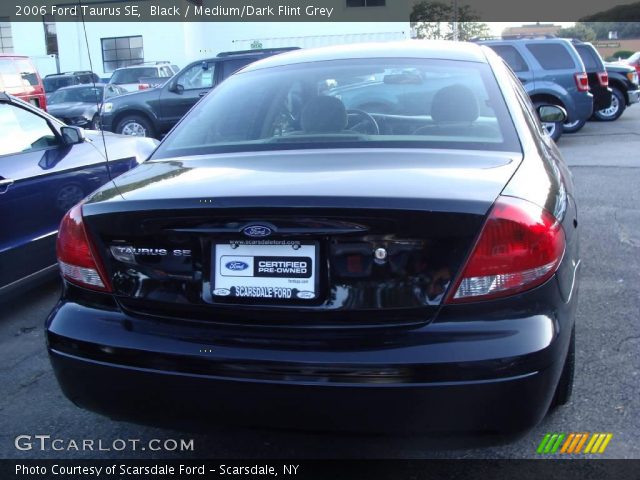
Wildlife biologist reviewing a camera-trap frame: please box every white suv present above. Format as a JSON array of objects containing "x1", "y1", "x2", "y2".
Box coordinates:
[{"x1": 107, "y1": 62, "x2": 177, "y2": 92}]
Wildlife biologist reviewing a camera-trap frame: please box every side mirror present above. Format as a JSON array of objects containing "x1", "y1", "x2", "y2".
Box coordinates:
[
  {"x1": 61, "y1": 125, "x2": 85, "y2": 145},
  {"x1": 536, "y1": 104, "x2": 567, "y2": 123},
  {"x1": 169, "y1": 81, "x2": 184, "y2": 94}
]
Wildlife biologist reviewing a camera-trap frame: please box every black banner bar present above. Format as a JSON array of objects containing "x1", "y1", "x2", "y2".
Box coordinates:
[
  {"x1": 2, "y1": 459, "x2": 640, "y2": 480},
  {"x1": 4, "y1": 0, "x2": 640, "y2": 22}
]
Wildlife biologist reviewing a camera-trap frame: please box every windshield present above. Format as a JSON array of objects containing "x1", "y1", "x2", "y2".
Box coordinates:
[
  {"x1": 153, "y1": 58, "x2": 520, "y2": 159},
  {"x1": 110, "y1": 67, "x2": 158, "y2": 84},
  {"x1": 48, "y1": 86, "x2": 103, "y2": 104}
]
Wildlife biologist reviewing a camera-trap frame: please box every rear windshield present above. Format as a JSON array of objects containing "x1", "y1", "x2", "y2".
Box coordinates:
[
  {"x1": 152, "y1": 58, "x2": 521, "y2": 159},
  {"x1": 526, "y1": 43, "x2": 576, "y2": 70},
  {"x1": 110, "y1": 67, "x2": 158, "y2": 84}
]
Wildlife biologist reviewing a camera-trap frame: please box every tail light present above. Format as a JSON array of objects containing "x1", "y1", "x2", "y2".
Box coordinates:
[
  {"x1": 138, "y1": 83, "x2": 150, "y2": 90},
  {"x1": 56, "y1": 203, "x2": 112, "y2": 292},
  {"x1": 597, "y1": 71, "x2": 609, "y2": 87},
  {"x1": 574, "y1": 72, "x2": 590, "y2": 92},
  {"x1": 445, "y1": 196, "x2": 565, "y2": 304}
]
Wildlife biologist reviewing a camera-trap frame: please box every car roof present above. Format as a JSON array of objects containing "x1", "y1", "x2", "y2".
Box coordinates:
[
  {"x1": 113, "y1": 64, "x2": 162, "y2": 71},
  {"x1": 55, "y1": 83, "x2": 107, "y2": 91},
  {"x1": 241, "y1": 41, "x2": 488, "y2": 72}
]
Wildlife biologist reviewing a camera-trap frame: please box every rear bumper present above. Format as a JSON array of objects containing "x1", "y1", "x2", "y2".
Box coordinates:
[
  {"x1": 49, "y1": 348, "x2": 558, "y2": 435},
  {"x1": 46, "y1": 277, "x2": 577, "y2": 435},
  {"x1": 571, "y1": 93, "x2": 594, "y2": 122}
]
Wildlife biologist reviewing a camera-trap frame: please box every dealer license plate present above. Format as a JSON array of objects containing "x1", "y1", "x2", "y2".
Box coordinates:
[{"x1": 212, "y1": 240, "x2": 317, "y2": 301}]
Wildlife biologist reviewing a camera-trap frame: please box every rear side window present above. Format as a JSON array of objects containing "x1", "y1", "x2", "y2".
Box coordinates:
[
  {"x1": 221, "y1": 58, "x2": 255, "y2": 80},
  {"x1": 16, "y1": 59, "x2": 39, "y2": 87},
  {"x1": 576, "y1": 45, "x2": 603, "y2": 71},
  {"x1": 110, "y1": 67, "x2": 157, "y2": 84},
  {"x1": 489, "y1": 45, "x2": 529, "y2": 72},
  {"x1": 526, "y1": 44, "x2": 576, "y2": 70}
]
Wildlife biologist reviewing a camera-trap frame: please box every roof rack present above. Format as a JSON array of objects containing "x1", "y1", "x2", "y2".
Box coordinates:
[{"x1": 216, "y1": 47, "x2": 300, "y2": 57}]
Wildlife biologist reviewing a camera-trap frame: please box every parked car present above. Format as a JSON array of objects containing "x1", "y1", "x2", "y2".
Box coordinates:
[
  {"x1": 47, "y1": 83, "x2": 128, "y2": 130},
  {"x1": 47, "y1": 42, "x2": 579, "y2": 437},
  {"x1": 44, "y1": 71, "x2": 101, "y2": 97},
  {"x1": 622, "y1": 51, "x2": 640, "y2": 74},
  {"x1": 594, "y1": 62, "x2": 640, "y2": 121},
  {"x1": 107, "y1": 62, "x2": 176, "y2": 92},
  {"x1": 0, "y1": 92, "x2": 158, "y2": 296},
  {"x1": 478, "y1": 37, "x2": 593, "y2": 141},
  {"x1": 101, "y1": 48, "x2": 299, "y2": 138},
  {"x1": 563, "y1": 40, "x2": 612, "y2": 133},
  {"x1": 0, "y1": 54, "x2": 47, "y2": 110}
]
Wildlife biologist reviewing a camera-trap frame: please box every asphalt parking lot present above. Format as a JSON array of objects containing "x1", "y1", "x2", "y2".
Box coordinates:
[{"x1": 1, "y1": 108, "x2": 639, "y2": 460}]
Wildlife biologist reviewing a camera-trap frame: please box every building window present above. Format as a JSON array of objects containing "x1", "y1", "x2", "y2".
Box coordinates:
[
  {"x1": 0, "y1": 18, "x2": 13, "y2": 53},
  {"x1": 101, "y1": 35, "x2": 144, "y2": 73},
  {"x1": 346, "y1": 0, "x2": 386, "y2": 6},
  {"x1": 43, "y1": 15, "x2": 58, "y2": 56}
]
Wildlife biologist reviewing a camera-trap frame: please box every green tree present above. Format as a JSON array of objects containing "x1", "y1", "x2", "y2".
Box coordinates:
[
  {"x1": 557, "y1": 24, "x2": 597, "y2": 42},
  {"x1": 410, "y1": 1, "x2": 490, "y2": 41},
  {"x1": 577, "y1": 21, "x2": 640, "y2": 40}
]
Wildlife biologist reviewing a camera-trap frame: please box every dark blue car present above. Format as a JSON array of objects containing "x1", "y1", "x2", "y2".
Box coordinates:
[{"x1": 0, "y1": 92, "x2": 158, "y2": 295}]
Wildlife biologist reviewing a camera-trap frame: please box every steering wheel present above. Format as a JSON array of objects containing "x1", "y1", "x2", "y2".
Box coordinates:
[{"x1": 346, "y1": 109, "x2": 380, "y2": 135}]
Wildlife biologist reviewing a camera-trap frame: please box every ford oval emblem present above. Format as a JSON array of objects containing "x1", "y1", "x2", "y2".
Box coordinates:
[
  {"x1": 243, "y1": 225, "x2": 272, "y2": 238},
  {"x1": 225, "y1": 261, "x2": 249, "y2": 271},
  {"x1": 296, "y1": 291, "x2": 315, "y2": 299}
]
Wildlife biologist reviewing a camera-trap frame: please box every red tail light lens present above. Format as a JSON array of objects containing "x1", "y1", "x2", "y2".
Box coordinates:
[
  {"x1": 597, "y1": 71, "x2": 609, "y2": 87},
  {"x1": 56, "y1": 203, "x2": 111, "y2": 292},
  {"x1": 445, "y1": 196, "x2": 565, "y2": 304},
  {"x1": 574, "y1": 72, "x2": 590, "y2": 92},
  {"x1": 138, "y1": 83, "x2": 150, "y2": 90}
]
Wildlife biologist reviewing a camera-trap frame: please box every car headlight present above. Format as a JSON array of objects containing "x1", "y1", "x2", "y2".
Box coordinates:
[
  {"x1": 629, "y1": 72, "x2": 639, "y2": 85},
  {"x1": 72, "y1": 117, "x2": 90, "y2": 126},
  {"x1": 102, "y1": 102, "x2": 113, "y2": 113}
]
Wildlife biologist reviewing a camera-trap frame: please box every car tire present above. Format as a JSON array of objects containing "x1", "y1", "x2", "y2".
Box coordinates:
[
  {"x1": 534, "y1": 102, "x2": 563, "y2": 142},
  {"x1": 90, "y1": 114, "x2": 101, "y2": 130},
  {"x1": 550, "y1": 326, "x2": 575, "y2": 409},
  {"x1": 593, "y1": 87, "x2": 626, "y2": 121},
  {"x1": 562, "y1": 118, "x2": 586, "y2": 134},
  {"x1": 116, "y1": 114, "x2": 155, "y2": 138}
]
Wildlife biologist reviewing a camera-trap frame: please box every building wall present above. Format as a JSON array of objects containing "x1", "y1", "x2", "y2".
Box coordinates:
[
  {"x1": 594, "y1": 39, "x2": 640, "y2": 59},
  {"x1": 5, "y1": 0, "x2": 410, "y2": 77},
  {"x1": 9, "y1": 20, "x2": 409, "y2": 77},
  {"x1": 55, "y1": 22, "x2": 187, "y2": 76}
]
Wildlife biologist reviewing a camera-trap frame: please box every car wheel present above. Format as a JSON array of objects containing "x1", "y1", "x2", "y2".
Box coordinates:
[
  {"x1": 56, "y1": 183, "x2": 84, "y2": 213},
  {"x1": 534, "y1": 102, "x2": 563, "y2": 142},
  {"x1": 116, "y1": 114, "x2": 155, "y2": 137},
  {"x1": 550, "y1": 326, "x2": 575, "y2": 409},
  {"x1": 562, "y1": 118, "x2": 586, "y2": 134},
  {"x1": 90, "y1": 114, "x2": 101, "y2": 130},
  {"x1": 594, "y1": 87, "x2": 626, "y2": 121}
]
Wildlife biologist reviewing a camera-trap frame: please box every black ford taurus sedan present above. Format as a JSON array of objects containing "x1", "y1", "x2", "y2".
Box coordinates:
[{"x1": 46, "y1": 41, "x2": 580, "y2": 437}]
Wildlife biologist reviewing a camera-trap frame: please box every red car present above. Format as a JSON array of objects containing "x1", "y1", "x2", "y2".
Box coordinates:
[
  {"x1": 0, "y1": 54, "x2": 47, "y2": 110},
  {"x1": 623, "y1": 51, "x2": 640, "y2": 74}
]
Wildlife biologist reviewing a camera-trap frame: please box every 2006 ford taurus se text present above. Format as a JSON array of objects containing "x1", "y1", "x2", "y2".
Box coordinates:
[{"x1": 46, "y1": 42, "x2": 580, "y2": 436}]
